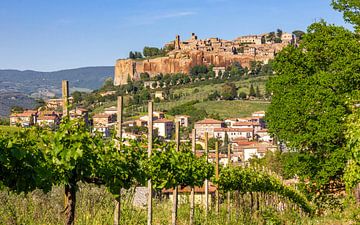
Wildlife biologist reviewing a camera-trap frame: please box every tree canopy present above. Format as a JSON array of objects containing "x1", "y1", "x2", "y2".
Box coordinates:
[
  {"x1": 332, "y1": 0, "x2": 360, "y2": 31},
  {"x1": 266, "y1": 22, "x2": 360, "y2": 191}
]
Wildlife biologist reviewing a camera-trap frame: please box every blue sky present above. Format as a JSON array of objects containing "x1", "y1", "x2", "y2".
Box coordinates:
[{"x1": 0, "y1": 0, "x2": 351, "y2": 71}]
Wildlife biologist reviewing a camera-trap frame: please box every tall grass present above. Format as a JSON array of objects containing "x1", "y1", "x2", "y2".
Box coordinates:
[{"x1": 1, "y1": 183, "x2": 358, "y2": 225}]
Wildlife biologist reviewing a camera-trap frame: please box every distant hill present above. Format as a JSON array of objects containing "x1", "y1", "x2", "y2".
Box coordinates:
[{"x1": 0, "y1": 66, "x2": 114, "y2": 117}]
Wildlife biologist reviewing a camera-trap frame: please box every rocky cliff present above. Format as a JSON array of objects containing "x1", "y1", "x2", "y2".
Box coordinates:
[
  {"x1": 114, "y1": 50, "x2": 268, "y2": 85},
  {"x1": 114, "y1": 33, "x2": 286, "y2": 85}
]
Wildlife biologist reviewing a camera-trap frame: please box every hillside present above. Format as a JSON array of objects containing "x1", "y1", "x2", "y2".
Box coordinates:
[
  {"x1": 0, "y1": 66, "x2": 114, "y2": 117},
  {"x1": 0, "y1": 66, "x2": 114, "y2": 97}
]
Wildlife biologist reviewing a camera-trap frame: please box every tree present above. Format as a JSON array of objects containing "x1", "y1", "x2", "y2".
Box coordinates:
[
  {"x1": 11, "y1": 106, "x2": 24, "y2": 113},
  {"x1": 140, "y1": 72, "x2": 150, "y2": 81},
  {"x1": 208, "y1": 137, "x2": 222, "y2": 150},
  {"x1": 129, "y1": 51, "x2": 135, "y2": 59},
  {"x1": 249, "y1": 84, "x2": 256, "y2": 97},
  {"x1": 267, "y1": 22, "x2": 360, "y2": 194},
  {"x1": 238, "y1": 91, "x2": 247, "y2": 99},
  {"x1": 143, "y1": 47, "x2": 164, "y2": 57},
  {"x1": 332, "y1": 0, "x2": 360, "y2": 32},
  {"x1": 255, "y1": 86, "x2": 261, "y2": 98},
  {"x1": 276, "y1": 28, "x2": 283, "y2": 38},
  {"x1": 292, "y1": 30, "x2": 305, "y2": 40},
  {"x1": 221, "y1": 83, "x2": 237, "y2": 100}
]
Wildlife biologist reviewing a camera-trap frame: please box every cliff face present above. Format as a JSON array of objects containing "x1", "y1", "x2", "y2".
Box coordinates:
[{"x1": 114, "y1": 50, "x2": 263, "y2": 85}]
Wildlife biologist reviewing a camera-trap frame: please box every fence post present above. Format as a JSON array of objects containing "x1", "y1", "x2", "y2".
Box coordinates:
[
  {"x1": 147, "y1": 101, "x2": 153, "y2": 225},
  {"x1": 114, "y1": 96, "x2": 123, "y2": 225},
  {"x1": 172, "y1": 121, "x2": 180, "y2": 225}
]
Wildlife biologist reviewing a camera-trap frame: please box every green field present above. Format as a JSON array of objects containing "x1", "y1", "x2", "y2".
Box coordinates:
[
  {"x1": 93, "y1": 76, "x2": 269, "y2": 120},
  {"x1": 194, "y1": 100, "x2": 269, "y2": 118}
]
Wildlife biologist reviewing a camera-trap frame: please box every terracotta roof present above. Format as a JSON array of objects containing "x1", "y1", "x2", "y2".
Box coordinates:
[
  {"x1": 153, "y1": 118, "x2": 173, "y2": 123},
  {"x1": 38, "y1": 115, "x2": 57, "y2": 120},
  {"x1": 214, "y1": 128, "x2": 253, "y2": 132},
  {"x1": 93, "y1": 113, "x2": 111, "y2": 118},
  {"x1": 10, "y1": 111, "x2": 36, "y2": 117},
  {"x1": 195, "y1": 118, "x2": 223, "y2": 125},
  {"x1": 233, "y1": 141, "x2": 256, "y2": 146},
  {"x1": 232, "y1": 122, "x2": 257, "y2": 126},
  {"x1": 256, "y1": 129, "x2": 269, "y2": 133}
]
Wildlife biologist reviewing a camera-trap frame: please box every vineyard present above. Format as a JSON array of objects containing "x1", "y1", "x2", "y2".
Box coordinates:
[{"x1": 0, "y1": 92, "x2": 314, "y2": 225}]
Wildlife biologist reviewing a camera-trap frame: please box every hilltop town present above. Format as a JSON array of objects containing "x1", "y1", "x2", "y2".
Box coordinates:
[{"x1": 114, "y1": 31, "x2": 295, "y2": 85}]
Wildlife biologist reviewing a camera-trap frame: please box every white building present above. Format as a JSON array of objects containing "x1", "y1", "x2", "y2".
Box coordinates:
[
  {"x1": 153, "y1": 119, "x2": 174, "y2": 139},
  {"x1": 214, "y1": 128, "x2": 254, "y2": 141},
  {"x1": 174, "y1": 115, "x2": 190, "y2": 127}
]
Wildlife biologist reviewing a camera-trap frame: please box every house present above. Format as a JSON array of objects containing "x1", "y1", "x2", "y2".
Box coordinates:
[
  {"x1": 224, "y1": 118, "x2": 239, "y2": 127},
  {"x1": 214, "y1": 127, "x2": 254, "y2": 142},
  {"x1": 69, "y1": 107, "x2": 89, "y2": 124},
  {"x1": 155, "y1": 91, "x2": 165, "y2": 100},
  {"x1": 162, "y1": 184, "x2": 217, "y2": 206},
  {"x1": 194, "y1": 118, "x2": 225, "y2": 139},
  {"x1": 212, "y1": 67, "x2": 226, "y2": 77},
  {"x1": 93, "y1": 126, "x2": 111, "y2": 137},
  {"x1": 99, "y1": 91, "x2": 116, "y2": 97},
  {"x1": 139, "y1": 111, "x2": 165, "y2": 122},
  {"x1": 10, "y1": 110, "x2": 38, "y2": 127},
  {"x1": 153, "y1": 118, "x2": 174, "y2": 139},
  {"x1": 241, "y1": 142, "x2": 277, "y2": 161},
  {"x1": 174, "y1": 115, "x2": 190, "y2": 127},
  {"x1": 93, "y1": 113, "x2": 116, "y2": 127},
  {"x1": 135, "y1": 119, "x2": 148, "y2": 127},
  {"x1": 36, "y1": 115, "x2": 60, "y2": 127},
  {"x1": 45, "y1": 97, "x2": 73, "y2": 110},
  {"x1": 251, "y1": 111, "x2": 266, "y2": 118},
  {"x1": 104, "y1": 106, "x2": 117, "y2": 115},
  {"x1": 255, "y1": 129, "x2": 272, "y2": 142}
]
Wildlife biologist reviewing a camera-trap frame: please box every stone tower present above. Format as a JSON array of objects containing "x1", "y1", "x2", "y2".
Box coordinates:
[{"x1": 175, "y1": 35, "x2": 180, "y2": 50}]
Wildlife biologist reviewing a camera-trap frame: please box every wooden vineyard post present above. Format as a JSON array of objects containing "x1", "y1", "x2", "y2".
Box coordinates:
[
  {"x1": 172, "y1": 121, "x2": 180, "y2": 225},
  {"x1": 190, "y1": 129, "x2": 196, "y2": 225},
  {"x1": 62, "y1": 80, "x2": 69, "y2": 118},
  {"x1": 147, "y1": 101, "x2": 153, "y2": 225},
  {"x1": 204, "y1": 132, "x2": 209, "y2": 218},
  {"x1": 114, "y1": 96, "x2": 123, "y2": 225},
  {"x1": 215, "y1": 141, "x2": 220, "y2": 215},
  {"x1": 62, "y1": 80, "x2": 74, "y2": 225},
  {"x1": 227, "y1": 144, "x2": 231, "y2": 223}
]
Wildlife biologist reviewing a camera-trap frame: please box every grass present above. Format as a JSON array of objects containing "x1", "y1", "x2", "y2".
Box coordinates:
[
  {"x1": 92, "y1": 76, "x2": 269, "y2": 120},
  {"x1": 1, "y1": 184, "x2": 358, "y2": 225},
  {"x1": 194, "y1": 100, "x2": 270, "y2": 119}
]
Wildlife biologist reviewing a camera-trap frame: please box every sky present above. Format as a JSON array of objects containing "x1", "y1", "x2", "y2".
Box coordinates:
[{"x1": 0, "y1": 0, "x2": 351, "y2": 71}]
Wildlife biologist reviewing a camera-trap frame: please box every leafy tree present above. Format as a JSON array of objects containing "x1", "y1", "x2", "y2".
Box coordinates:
[
  {"x1": 238, "y1": 91, "x2": 247, "y2": 99},
  {"x1": 71, "y1": 91, "x2": 83, "y2": 104},
  {"x1": 190, "y1": 65, "x2": 208, "y2": 77},
  {"x1": 143, "y1": 47, "x2": 164, "y2": 57},
  {"x1": 267, "y1": 22, "x2": 360, "y2": 194},
  {"x1": 255, "y1": 86, "x2": 261, "y2": 98},
  {"x1": 151, "y1": 82, "x2": 157, "y2": 89},
  {"x1": 221, "y1": 83, "x2": 237, "y2": 100},
  {"x1": 129, "y1": 51, "x2": 135, "y2": 59},
  {"x1": 208, "y1": 137, "x2": 222, "y2": 150},
  {"x1": 140, "y1": 72, "x2": 150, "y2": 81},
  {"x1": 208, "y1": 91, "x2": 220, "y2": 101},
  {"x1": 292, "y1": 30, "x2": 305, "y2": 40},
  {"x1": 332, "y1": 0, "x2": 360, "y2": 31},
  {"x1": 11, "y1": 106, "x2": 24, "y2": 113},
  {"x1": 249, "y1": 84, "x2": 256, "y2": 97},
  {"x1": 276, "y1": 28, "x2": 283, "y2": 38}
]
